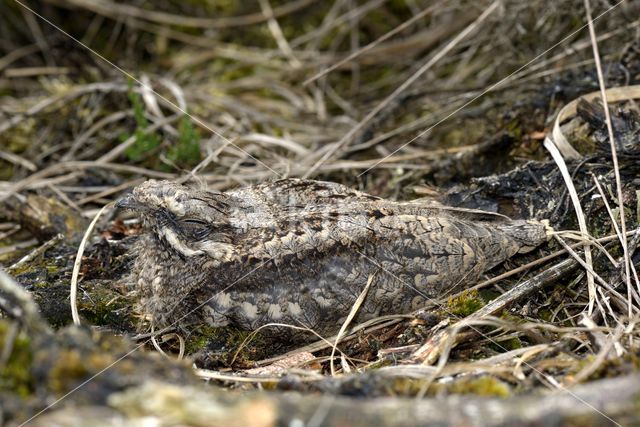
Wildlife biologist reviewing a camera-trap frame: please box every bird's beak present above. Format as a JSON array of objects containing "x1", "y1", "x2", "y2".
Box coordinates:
[{"x1": 115, "y1": 194, "x2": 143, "y2": 210}]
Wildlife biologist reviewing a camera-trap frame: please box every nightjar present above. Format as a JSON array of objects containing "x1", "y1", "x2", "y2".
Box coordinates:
[{"x1": 117, "y1": 179, "x2": 551, "y2": 341}]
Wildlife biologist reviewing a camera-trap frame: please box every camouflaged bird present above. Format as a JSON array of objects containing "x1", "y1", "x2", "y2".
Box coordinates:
[{"x1": 117, "y1": 179, "x2": 551, "y2": 341}]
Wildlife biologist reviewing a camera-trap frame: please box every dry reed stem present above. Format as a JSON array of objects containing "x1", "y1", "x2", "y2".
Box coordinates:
[
  {"x1": 330, "y1": 271, "x2": 375, "y2": 376},
  {"x1": 584, "y1": 0, "x2": 634, "y2": 319},
  {"x1": 544, "y1": 138, "x2": 597, "y2": 314},
  {"x1": 70, "y1": 203, "x2": 112, "y2": 326}
]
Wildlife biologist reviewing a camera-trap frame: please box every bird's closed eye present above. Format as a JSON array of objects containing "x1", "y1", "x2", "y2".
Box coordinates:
[
  {"x1": 180, "y1": 218, "x2": 211, "y2": 240},
  {"x1": 182, "y1": 218, "x2": 208, "y2": 225}
]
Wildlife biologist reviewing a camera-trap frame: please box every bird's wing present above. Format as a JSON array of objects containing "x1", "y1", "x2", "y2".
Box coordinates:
[{"x1": 237, "y1": 178, "x2": 381, "y2": 208}]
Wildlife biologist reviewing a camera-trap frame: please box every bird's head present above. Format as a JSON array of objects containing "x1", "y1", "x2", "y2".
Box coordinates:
[{"x1": 117, "y1": 180, "x2": 234, "y2": 259}]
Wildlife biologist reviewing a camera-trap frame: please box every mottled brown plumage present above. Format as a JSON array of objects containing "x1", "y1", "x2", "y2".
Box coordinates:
[{"x1": 118, "y1": 179, "x2": 551, "y2": 341}]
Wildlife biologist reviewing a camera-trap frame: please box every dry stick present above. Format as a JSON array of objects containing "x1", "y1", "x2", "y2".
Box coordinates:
[
  {"x1": 380, "y1": 343, "x2": 548, "y2": 377},
  {"x1": 259, "y1": 0, "x2": 301, "y2": 69},
  {"x1": 139, "y1": 74, "x2": 166, "y2": 119},
  {"x1": 0, "y1": 43, "x2": 40, "y2": 71},
  {"x1": 415, "y1": 318, "x2": 565, "y2": 399},
  {"x1": 0, "y1": 225, "x2": 20, "y2": 243},
  {"x1": 595, "y1": 286, "x2": 621, "y2": 328},
  {"x1": 555, "y1": 230, "x2": 618, "y2": 268},
  {"x1": 20, "y1": 5, "x2": 54, "y2": 66},
  {"x1": 412, "y1": 257, "x2": 579, "y2": 365},
  {"x1": 456, "y1": 228, "x2": 640, "y2": 303},
  {"x1": 584, "y1": 0, "x2": 634, "y2": 318},
  {"x1": 150, "y1": 329, "x2": 186, "y2": 361},
  {"x1": 9, "y1": 233, "x2": 64, "y2": 270},
  {"x1": 0, "y1": 239, "x2": 38, "y2": 258},
  {"x1": 4, "y1": 67, "x2": 71, "y2": 78},
  {"x1": 301, "y1": 0, "x2": 500, "y2": 179},
  {"x1": 70, "y1": 203, "x2": 112, "y2": 326},
  {"x1": 0, "y1": 171, "x2": 80, "y2": 193},
  {"x1": 0, "y1": 150, "x2": 37, "y2": 171},
  {"x1": 0, "y1": 81, "x2": 128, "y2": 135},
  {"x1": 293, "y1": 0, "x2": 386, "y2": 50},
  {"x1": 548, "y1": 85, "x2": 640, "y2": 160},
  {"x1": 348, "y1": 0, "x2": 361, "y2": 97},
  {"x1": 60, "y1": 0, "x2": 317, "y2": 29},
  {"x1": 77, "y1": 178, "x2": 146, "y2": 206},
  {"x1": 330, "y1": 272, "x2": 375, "y2": 376},
  {"x1": 570, "y1": 323, "x2": 626, "y2": 385},
  {"x1": 0, "y1": 322, "x2": 20, "y2": 367},
  {"x1": 512, "y1": 344, "x2": 553, "y2": 380},
  {"x1": 0, "y1": 161, "x2": 175, "y2": 203},
  {"x1": 503, "y1": 19, "x2": 640, "y2": 89},
  {"x1": 47, "y1": 183, "x2": 81, "y2": 212},
  {"x1": 194, "y1": 370, "x2": 290, "y2": 384},
  {"x1": 557, "y1": 234, "x2": 612, "y2": 323},
  {"x1": 62, "y1": 111, "x2": 130, "y2": 161},
  {"x1": 591, "y1": 175, "x2": 636, "y2": 300},
  {"x1": 302, "y1": 1, "x2": 439, "y2": 85},
  {"x1": 553, "y1": 235, "x2": 637, "y2": 309}
]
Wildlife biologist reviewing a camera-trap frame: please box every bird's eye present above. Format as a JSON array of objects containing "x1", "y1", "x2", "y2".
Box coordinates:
[
  {"x1": 182, "y1": 218, "x2": 208, "y2": 225},
  {"x1": 180, "y1": 218, "x2": 210, "y2": 240}
]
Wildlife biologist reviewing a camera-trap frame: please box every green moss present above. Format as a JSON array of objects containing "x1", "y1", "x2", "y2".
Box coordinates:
[
  {"x1": 187, "y1": 325, "x2": 256, "y2": 356},
  {"x1": 76, "y1": 282, "x2": 134, "y2": 329},
  {"x1": 7, "y1": 264, "x2": 31, "y2": 277},
  {"x1": 568, "y1": 122, "x2": 597, "y2": 155},
  {"x1": 47, "y1": 345, "x2": 116, "y2": 395},
  {"x1": 570, "y1": 352, "x2": 640, "y2": 382},
  {"x1": 386, "y1": 375, "x2": 510, "y2": 398},
  {"x1": 185, "y1": 325, "x2": 219, "y2": 354},
  {"x1": 364, "y1": 359, "x2": 392, "y2": 371},
  {"x1": 184, "y1": 325, "x2": 268, "y2": 365},
  {"x1": 447, "y1": 375, "x2": 511, "y2": 398},
  {"x1": 48, "y1": 349, "x2": 88, "y2": 393},
  {"x1": 491, "y1": 337, "x2": 522, "y2": 352},
  {"x1": 0, "y1": 160, "x2": 14, "y2": 181},
  {"x1": 0, "y1": 322, "x2": 34, "y2": 398},
  {"x1": 45, "y1": 265, "x2": 61, "y2": 275},
  {"x1": 538, "y1": 308, "x2": 553, "y2": 322},
  {"x1": 214, "y1": 60, "x2": 256, "y2": 82},
  {"x1": 0, "y1": 118, "x2": 35, "y2": 155},
  {"x1": 633, "y1": 392, "x2": 640, "y2": 421},
  {"x1": 505, "y1": 118, "x2": 524, "y2": 139},
  {"x1": 446, "y1": 289, "x2": 485, "y2": 317}
]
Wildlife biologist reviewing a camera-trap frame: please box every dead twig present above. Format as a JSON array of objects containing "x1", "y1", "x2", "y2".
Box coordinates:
[
  {"x1": 9, "y1": 233, "x2": 64, "y2": 270},
  {"x1": 412, "y1": 257, "x2": 579, "y2": 365}
]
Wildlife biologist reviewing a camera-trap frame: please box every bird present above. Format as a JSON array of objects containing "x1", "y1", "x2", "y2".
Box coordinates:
[{"x1": 117, "y1": 179, "x2": 551, "y2": 342}]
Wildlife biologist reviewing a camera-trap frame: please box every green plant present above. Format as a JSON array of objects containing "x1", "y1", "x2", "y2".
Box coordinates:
[
  {"x1": 123, "y1": 82, "x2": 161, "y2": 161},
  {"x1": 166, "y1": 115, "x2": 201, "y2": 169}
]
